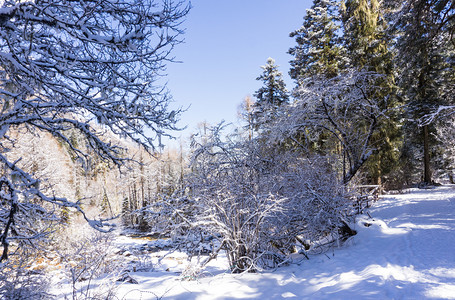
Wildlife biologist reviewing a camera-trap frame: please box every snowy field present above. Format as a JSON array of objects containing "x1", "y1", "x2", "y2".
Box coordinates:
[{"x1": 57, "y1": 185, "x2": 455, "y2": 299}]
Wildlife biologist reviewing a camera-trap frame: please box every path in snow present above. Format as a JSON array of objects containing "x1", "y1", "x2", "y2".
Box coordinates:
[{"x1": 118, "y1": 186, "x2": 455, "y2": 299}]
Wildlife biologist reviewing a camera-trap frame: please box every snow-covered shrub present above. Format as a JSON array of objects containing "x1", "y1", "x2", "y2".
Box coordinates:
[
  {"x1": 55, "y1": 224, "x2": 120, "y2": 300},
  {"x1": 0, "y1": 258, "x2": 51, "y2": 299},
  {"x1": 183, "y1": 123, "x2": 351, "y2": 273},
  {"x1": 137, "y1": 189, "x2": 198, "y2": 243},
  {"x1": 269, "y1": 154, "x2": 352, "y2": 246}
]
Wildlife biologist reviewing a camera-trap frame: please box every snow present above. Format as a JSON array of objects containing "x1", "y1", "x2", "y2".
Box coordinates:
[{"x1": 56, "y1": 186, "x2": 455, "y2": 299}]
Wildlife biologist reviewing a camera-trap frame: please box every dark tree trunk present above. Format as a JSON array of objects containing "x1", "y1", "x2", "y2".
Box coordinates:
[
  {"x1": 1, "y1": 202, "x2": 17, "y2": 262},
  {"x1": 423, "y1": 125, "x2": 432, "y2": 184}
]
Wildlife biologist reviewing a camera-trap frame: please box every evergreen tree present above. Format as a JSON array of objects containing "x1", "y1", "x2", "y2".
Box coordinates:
[
  {"x1": 289, "y1": 0, "x2": 344, "y2": 81},
  {"x1": 253, "y1": 58, "x2": 289, "y2": 129},
  {"x1": 342, "y1": 0, "x2": 401, "y2": 186},
  {"x1": 342, "y1": 0, "x2": 392, "y2": 72},
  {"x1": 388, "y1": 0, "x2": 455, "y2": 184},
  {"x1": 287, "y1": 1, "x2": 348, "y2": 158}
]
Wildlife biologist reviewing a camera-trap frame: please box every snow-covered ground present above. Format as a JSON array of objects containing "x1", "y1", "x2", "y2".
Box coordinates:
[{"x1": 59, "y1": 185, "x2": 455, "y2": 299}]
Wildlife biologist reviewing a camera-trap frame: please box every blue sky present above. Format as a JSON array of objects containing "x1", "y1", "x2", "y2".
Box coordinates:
[{"x1": 165, "y1": 0, "x2": 312, "y2": 147}]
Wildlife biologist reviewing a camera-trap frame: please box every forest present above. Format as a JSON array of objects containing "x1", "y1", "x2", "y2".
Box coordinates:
[{"x1": 0, "y1": 0, "x2": 454, "y2": 299}]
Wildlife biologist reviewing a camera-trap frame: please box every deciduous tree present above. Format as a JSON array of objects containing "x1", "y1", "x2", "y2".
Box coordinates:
[{"x1": 0, "y1": 0, "x2": 189, "y2": 261}]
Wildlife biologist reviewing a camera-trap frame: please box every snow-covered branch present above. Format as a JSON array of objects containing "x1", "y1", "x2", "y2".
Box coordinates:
[
  {"x1": 269, "y1": 70, "x2": 389, "y2": 183},
  {"x1": 420, "y1": 105, "x2": 455, "y2": 126},
  {"x1": 0, "y1": 0, "x2": 189, "y2": 260}
]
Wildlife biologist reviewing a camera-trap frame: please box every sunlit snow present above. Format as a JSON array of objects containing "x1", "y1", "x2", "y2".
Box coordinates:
[{"x1": 53, "y1": 186, "x2": 455, "y2": 299}]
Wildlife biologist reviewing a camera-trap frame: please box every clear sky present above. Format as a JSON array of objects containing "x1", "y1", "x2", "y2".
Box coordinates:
[{"x1": 164, "y1": 0, "x2": 313, "y2": 147}]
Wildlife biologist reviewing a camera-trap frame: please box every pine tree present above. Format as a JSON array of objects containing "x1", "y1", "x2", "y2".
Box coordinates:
[
  {"x1": 342, "y1": 0, "x2": 401, "y2": 186},
  {"x1": 342, "y1": 0, "x2": 391, "y2": 71},
  {"x1": 389, "y1": 0, "x2": 455, "y2": 184},
  {"x1": 288, "y1": 0, "x2": 352, "y2": 160},
  {"x1": 289, "y1": 0, "x2": 345, "y2": 80},
  {"x1": 60, "y1": 207, "x2": 70, "y2": 224},
  {"x1": 253, "y1": 58, "x2": 289, "y2": 129}
]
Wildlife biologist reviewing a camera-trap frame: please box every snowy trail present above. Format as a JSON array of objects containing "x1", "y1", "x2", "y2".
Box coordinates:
[{"x1": 117, "y1": 186, "x2": 455, "y2": 299}]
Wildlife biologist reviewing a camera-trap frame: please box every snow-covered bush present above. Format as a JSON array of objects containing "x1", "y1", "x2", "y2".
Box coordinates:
[
  {"x1": 182, "y1": 123, "x2": 352, "y2": 273},
  {"x1": 270, "y1": 153, "x2": 352, "y2": 245},
  {"x1": 0, "y1": 258, "x2": 51, "y2": 299},
  {"x1": 54, "y1": 223, "x2": 120, "y2": 300}
]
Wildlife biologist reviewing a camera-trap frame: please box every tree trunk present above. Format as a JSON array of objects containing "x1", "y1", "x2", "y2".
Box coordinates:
[{"x1": 423, "y1": 125, "x2": 432, "y2": 184}]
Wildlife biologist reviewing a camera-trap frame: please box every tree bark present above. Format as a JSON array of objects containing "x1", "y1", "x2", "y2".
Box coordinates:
[{"x1": 423, "y1": 125, "x2": 432, "y2": 184}]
